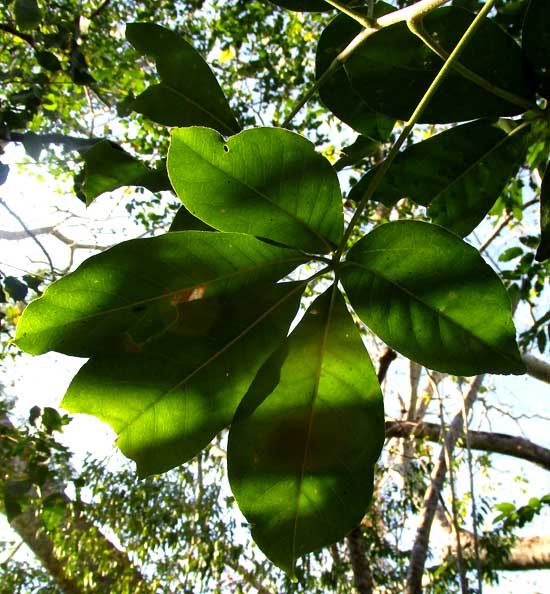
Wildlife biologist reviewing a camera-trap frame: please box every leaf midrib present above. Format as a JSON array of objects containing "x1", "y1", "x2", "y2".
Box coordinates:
[
  {"x1": 117, "y1": 282, "x2": 306, "y2": 439},
  {"x1": 25, "y1": 254, "x2": 305, "y2": 339},
  {"x1": 291, "y1": 284, "x2": 338, "y2": 566}
]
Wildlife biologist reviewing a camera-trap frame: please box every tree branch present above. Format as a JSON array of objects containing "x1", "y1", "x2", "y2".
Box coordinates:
[
  {"x1": 346, "y1": 526, "x2": 373, "y2": 594},
  {"x1": 0, "y1": 198, "x2": 55, "y2": 273},
  {"x1": 523, "y1": 354, "x2": 550, "y2": 384},
  {"x1": 8, "y1": 132, "x2": 100, "y2": 152},
  {"x1": 1, "y1": 412, "x2": 153, "y2": 594},
  {"x1": 0, "y1": 23, "x2": 35, "y2": 47},
  {"x1": 385, "y1": 420, "x2": 550, "y2": 472},
  {"x1": 405, "y1": 375, "x2": 485, "y2": 594}
]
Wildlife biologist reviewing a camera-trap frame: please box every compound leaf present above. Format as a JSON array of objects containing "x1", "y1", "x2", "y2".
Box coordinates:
[
  {"x1": 167, "y1": 127, "x2": 344, "y2": 253},
  {"x1": 16, "y1": 232, "x2": 306, "y2": 357},
  {"x1": 341, "y1": 221, "x2": 525, "y2": 375},
  {"x1": 62, "y1": 281, "x2": 305, "y2": 476},
  {"x1": 126, "y1": 23, "x2": 239, "y2": 134},
  {"x1": 228, "y1": 286, "x2": 384, "y2": 574}
]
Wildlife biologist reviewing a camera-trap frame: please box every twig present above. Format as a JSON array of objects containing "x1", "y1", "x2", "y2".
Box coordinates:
[
  {"x1": 437, "y1": 387, "x2": 468, "y2": 594},
  {"x1": 522, "y1": 354, "x2": 550, "y2": 384},
  {"x1": 461, "y1": 395, "x2": 483, "y2": 594},
  {"x1": 385, "y1": 419, "x2": 550, "y2": 471},
  {"x1": 479, "y1": 198, "x2": 538, "y2": 253},
  {"x1": 405, "y1": 375, "x2": 485, "y2": 594},
  {"x1": 282, "y1": 0, "x2": 453, "y2": 127},
  {"x1": 323, "y1": 0, "x2": 371, "y2": 27},
  {"x1": 0, "y1": 198, "x2": 55, "y2": 273},
  {"x1": 0, "y1": 23, "x2": 35, "y2": 48}
]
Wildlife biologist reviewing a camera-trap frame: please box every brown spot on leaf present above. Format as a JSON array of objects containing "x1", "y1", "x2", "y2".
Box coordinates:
[{"x1": 170, "y1": 284, "x2": 207, "y2": 306}]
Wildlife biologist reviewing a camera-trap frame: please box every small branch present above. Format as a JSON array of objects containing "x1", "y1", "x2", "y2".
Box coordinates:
[
  {"x1": 405, "y1": 375, "x2": 485, "y2": 594},
  {"x1": 385, "y1": 420, "x2": 550, "y2": 472},
  {"x1": 282, "y1": 0, "x2": 453, "y2": 127},
  {"x1": 346, "y1": 526, "x2": 373, "y2": 594},
  {"x1": 523, "y1": 354, "x2": 550, "y2": 384},
  {"x1": 0, "y1": 198, "x2": 55, "y2": 273},
  {"x1": 0, "y1": 23, "x2": 36, "y2": 48},
  {"x1": 323, "y1": 0, "x2": 371, "y2": 27},
  {"x1": 0, "y1": 226, "x2": 108, "y2": 251},
  {"x1": 479, "y1": 200, "x2": 538, "y2": 253},
  {"x1": 8, "y1": 132, "x2": 100, "y2": 152}
]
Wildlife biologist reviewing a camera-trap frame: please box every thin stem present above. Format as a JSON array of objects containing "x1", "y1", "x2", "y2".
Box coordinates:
[
  {"x1": 282, "y1": 0, "x2": 452, "y2": 127},
  {"x1": 408, "y1": 18, "x2": 539, "y2": 112},
  {"x1": 438, "y1": 393, "x2": 468, "y2": 594},
  {"x1": 461, "y1": 396, "x2": 484, "y2": 594},
  {"x1": 322, "y1": 0, "x2": 371, "y2": 27},
  {"x1": 0, "y1": 198, "x2": 55, "y2": 274},
  {"x1": 479, "y1": 196, "x2": 538, "y2": 253},
  {"x1": 335, "y1": 0, "x2": 500, "y2": 258}
]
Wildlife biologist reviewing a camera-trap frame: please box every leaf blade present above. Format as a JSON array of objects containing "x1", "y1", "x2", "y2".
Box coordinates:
[
  {"x1": 125, "y1": 23, "x2": 239, "y2": 134},
  {"x1": 62, "y1": 282, "x2": 305, "y2": 475},
  {"x1": 228, "y1": 286, "x2": 384, "y2": 574},
  {"x1": 341, "y1": 221, "x2": 525, "y2": 375},
  {"x1": 345, "y1": 7, "x2": 534, "y2": 123},
  {"x1": 522, "y1": 0, "x2": 550, "y2": 99},
  {"x1": 167, "y1": 127, "x2": 344, "y2": 253},
  {"x1": 15, "y1": 232, "x2": 307, "y2": 356}
]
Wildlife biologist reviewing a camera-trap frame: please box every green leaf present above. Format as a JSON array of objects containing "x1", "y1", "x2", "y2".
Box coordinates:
[
  {"x1": 15, "y1": 232, "x2": 307, "y2": 357},
  {"x1": 341, "y1": 221, "x2": 525, "y2": 376},
  {"x1": 536, "y1": 160, "x2": 550, "y2": 261},
  {"x1": 428, "y1": 124, "x2": 528, "y2": 236},
  {"x1": 228, "y1": 286, "x2": 384, "y2": 574},
  {"x1": 62, "y1": 281, "x2": 305, "y2": 476},
  {"x1": 350, "y1": 120, "x2": 528, "y2": 236},
  {"x1": 167, "y1": 127, "x2": 344, "y2": 253},
  {"x1": 77, "y1": 140, "x2": 171, "y2": 205},
  {"x1": 41, "y1": 493, "x2": 67, "y2": 530},
  {"x1": 345, "y1": 7, "x2": 534, "y2": 123},
  {"x1": 499, "y1": 246, "x2": 524, "y2": 262},
  {"x1": 4, "y1": 276, "x2": 28, "y2": 301},
  {"x1": 14, "y1": 0, "x2": 41, "y2": 31},
  {"x1": 169, "y1": 206, "x2": 215, "y2": 232},
  {"x1": 316, "y1": 11, "x2": 395, "y2": 140},
  {"x1": 125, "y1": 23, "x2": 239, "y2": 135},
  {"x1": 69, "y1": 48, "x2": 95, "y2": 85},
  {"x1": 35, "y1": 50, "x2": 61, "y2": 72},
  {"x1": 522, "y1": 0, "x2": 550, "y2": 99}
]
